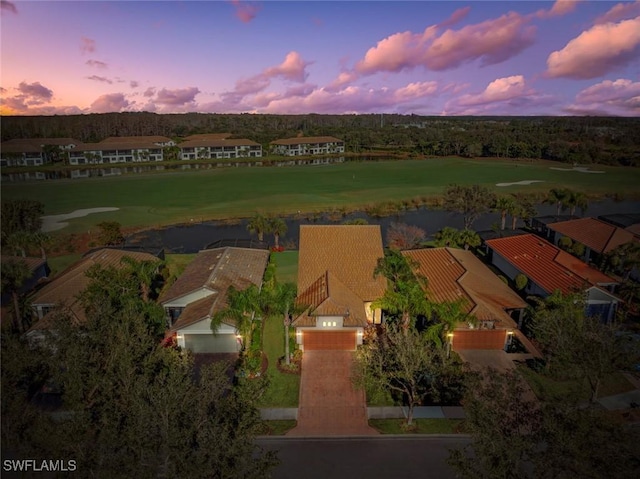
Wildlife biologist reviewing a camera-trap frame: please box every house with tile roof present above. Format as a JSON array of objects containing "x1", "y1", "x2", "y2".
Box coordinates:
[
  {"x1": 1, "y1": 138, "x2": 82, "y2": 167},
  {"x1": 26, "y1": 248, "x2": 162, "y2": 340},
  {"x1": 270, "y1": 136, "x2": 345, "y2": 156},
  {"x1": 485, "y1": 234, "x2": 620, "y2": 322},
  {"x1": 546, "y1": 217, "x2": 639, "y2": 263},
  {"x1": 159, "y1": 247, "x2": 270, "y2": 354},
  {"x1": 402, "y1": 248, "x2": 530, "y2": 351},
  {"x1": 292, "y1": 225, "x2": 386, "y2": 351},
  {"x1": 178, "y1": 138, "x2": 262, "y2": 160}
]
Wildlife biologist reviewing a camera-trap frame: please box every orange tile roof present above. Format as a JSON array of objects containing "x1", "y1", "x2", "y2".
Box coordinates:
[
  {"x1": 183, "y1": 133, "x2": 233, "y2": 141},
  {"x1": 485, "y1": 234, "x2": 617, "y2": 296},
  {"x1": 270, "y1": 136, "x2": 343, "y2": 145},
  {"x1": 100, "y1": 136, "x2": 173, "y2": 144},
  {"x1": 294, "y1": 271, "x2": 368, "y2": 327},
  {"x1": 297, "y1": 225, "x2": 386, "y2": 302},
  {"x1": 548, "y1": 217, "x2": 638, "y2": 254},
  {"x1": 163, "y1": 247, "x2": 270, "y2": 331},
  {"x1": 178, "y1": 138, "x2": 260, "y2": 148},
  {"x1": 29, "y1": 249, "x2": 161, "y2": 330},
  {"x1": 403, "y1": 248, "x2": 525, "y2": 327}
]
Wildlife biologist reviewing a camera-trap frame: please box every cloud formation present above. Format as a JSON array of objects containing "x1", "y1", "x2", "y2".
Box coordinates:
[
  {"x1": 86, "y1": 59, "x2": 108, "y2": 69},
  {"x1": 90, "y1": 93, "x2": 130, "y2": 113},
  {"x1": 86, "y1": 75, "x2": 113, "y2": 84},
  {"x1": 546, "y1": 16, "x2": 640, "y2": 79},
  {"x1": 567, "y1": 78, "x2": 640, "y2": 115},
  {"x1": 594, "y1": 0, "x2": 640, "y2": 24},
  {"x1": 231, "y1": 0, "x2": 260, "y2": 23},
  {"x1": 1, "y1": 1, "x2": 17, "y2": 14},
  {"x1": 264, "y1": 51, "x2": 311, "y2": 82},
  {"x1": 17, "y1": 81, "x2": 53, "y2": 103},
  {"x1": 155, "y1": 87, "x2": 200, "y2": 106},
  {"x1": 80, "y1": 36, "x2": 96, "y2": 54},
  {"x1": 130, "y1": 81, "x2": 139, "y2": 89},
  {"x1": 355, "y1": 11, "x2": 536, "y2": 75}
]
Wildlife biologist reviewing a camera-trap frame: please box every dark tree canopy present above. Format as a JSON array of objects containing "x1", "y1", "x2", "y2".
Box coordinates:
[{"x1": 1, "y1": 199, "x2": 44, "y2": 242}]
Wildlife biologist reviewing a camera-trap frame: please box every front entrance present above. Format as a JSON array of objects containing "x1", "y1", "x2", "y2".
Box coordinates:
[{"x1": 303, "y1": 331, "x2": 357, "y2": 351}]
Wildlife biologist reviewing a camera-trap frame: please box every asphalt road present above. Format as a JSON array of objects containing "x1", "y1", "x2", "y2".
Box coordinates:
[{"x1": 257, "y1": 435, "x2": 471, "y2": 479}]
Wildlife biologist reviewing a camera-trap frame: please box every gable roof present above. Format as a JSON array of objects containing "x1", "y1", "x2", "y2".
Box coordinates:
[
  {"x1": 29, "y1": 249, "x2": 161, "y2": 330},
  {"x1": 178, "y1": 138, "x2": 260, "y2": 148},
  {"x1": 297, "y1": 225, "x2": 386, "y2": 302},
  {"x1": 99, "y1": 136, "x2": 173, "y2": 144},
  {"x1": 403, "y1": 248, "x2": 526, "y2": 327},
  {"x1": 182, "y1": 133, "x2": 233, "y2": 141},
  {"x1": 163, "y1": 247, "x2": 270, "y2": 331},
  {"x1": 485, "y1": 234, "x2": 617, "y2": 296},
  {"x1": 294, "y1": 271, "x2": 368, "y2": 327},
  {"x1": 547, "y1": 217, "x2": 638, "y2": 254},
  {"x1": 270, "y1": 136, "x2": 343, "y2": 146}
]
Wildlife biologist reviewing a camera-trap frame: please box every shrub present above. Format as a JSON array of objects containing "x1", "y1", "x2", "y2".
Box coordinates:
[{"x1": 515, "y1": 274, "x2": 528, "y2": 291}]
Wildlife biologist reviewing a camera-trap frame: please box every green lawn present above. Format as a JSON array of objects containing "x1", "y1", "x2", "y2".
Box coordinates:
[
  {"x1": 258, "y1": 420, "x2": 297, "y2": 436},
  {"x1": 258, "y1": 315, "x2": 300, "y2": 407},
  {"x1": 46, "y1": 253, "x2": 83, "y2": 276},
  {"x1": 369, "y1": 418, "x2": 465, "y2": 434},
  {"x1": 272, "y1": 251, "x2": 298, "y2": 284},
  {"x1": 4, "y1": 158, "x2": 639, "y2": 232},
  {"x1": 517, "y1": 365, "x2": 636, "y2": 402}
]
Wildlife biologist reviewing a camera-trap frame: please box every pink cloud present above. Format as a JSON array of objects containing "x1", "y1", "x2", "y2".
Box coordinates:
[
  {"x1": 264, "y1": 51, "x2": 311, "y2": 82},
  {"x1": 155, "y1": 87, "x2": 200, "y2": 106},
  {"x1": 80, "y1": 36, "x2": 96, "y2": 54},
  {"x1": 546, "y1": 17, "x2": 640, "y2": 79},
  {"x1": 595, "y1": 0, "x2": 640, "y2": 24},
  {"x1": 356, "y1": 12, "x2": 535, "y2": 75},
  {"x1": 326, "y1": 71, "x2": 359, "y2": 92},
  {"x1": 17, "y1": 81, "x2": 53, "y2": 103},
  {"x1": 548, "y1": 0, "x2": 581, "y2": 17},
  {"x1": 438, "y1": 7, "x2": 470, "y2": 28},
  {"x1": 233, "y1": 75, "x2": 270, "y2": 96},
  {"x1": 143, "y1": 87, "x2": 156, "y2": 97},
  {"x1": 456, "y1": 75, "x2": 528, "y2": 107},
  {"x1": 90, "y1": 93, "x2": 130, "y2": 113},
  {"x1": 86, "y1": 75, "x2": 113, "y2": 84},
  {"x1": 86, "y1": 59, "x2": 107, "y2": 69},
  {"x1": 231, "y1": 0, "x2": 260, "y2": 23},
  {"x1": 130, "y1": 81, "x2": 139, "y2": 89},
  {"x1": 568, "y1": 78, "x2": 640, "y2": 115},
  {"x1": 1, "y1": 1, "x2": 18, "y2": 14}
]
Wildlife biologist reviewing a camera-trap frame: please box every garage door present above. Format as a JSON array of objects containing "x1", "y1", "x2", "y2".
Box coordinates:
[
  {"x1": 452, "y1": 330, "x2": 507, "y2": 350},
  {"x1": 184, "y1": 334, "x2": 240, "y2": 354},
  {"x1": 304, "y1": 331, "x2": 357, "y2": 351}
]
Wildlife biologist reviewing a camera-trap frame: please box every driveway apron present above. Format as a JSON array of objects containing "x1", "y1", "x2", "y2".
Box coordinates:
[{"x1": 287, "y1": 350, "x2": 378, "y2": 436}]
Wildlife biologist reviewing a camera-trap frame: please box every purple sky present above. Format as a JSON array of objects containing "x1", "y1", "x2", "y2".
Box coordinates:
[{"x1": 1, "y1": 1, "x2": 639, "y2": 116}]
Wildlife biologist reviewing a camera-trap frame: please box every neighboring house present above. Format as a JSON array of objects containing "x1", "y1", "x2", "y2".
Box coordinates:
[
  {"x1": 485, "y1": 234, "x2": 620, "y2": 322},
  {"x1": 27, "y1": 248, "x2": 162, "y2": 340},
  {"x1": 546, "y1": 217, "x2": 639, "y2": 264},
  {"x1": 270, "y1": 136, "x2": 345, "y2": 156},
  {"x1": 1, "y1": 138, "x2": 80, "y2": 167},
  {"x1": 99, "y1": 136, "x2": 176, "y2": 147},
  {"x1": 402, "y1": 248, "x2": 528, "y2": 351},
  {"x1": 159, "y1": 247, "x2": 270, "y2": 354},
  {"x1": 292, "y1": 225, "x2": 386, "y2": 351},
  {"x1": 530, "y1": 215, "x2": 579, "y2": 239},
  {"x1": 68, "y1": 136, "x2": 174, "y2": 165},
  {"x1": 179, "y1": 138, "x2": 262, "y2": 160},
  {"x1": 0, "y1": 256, "x2": 50, "y2": 306}
]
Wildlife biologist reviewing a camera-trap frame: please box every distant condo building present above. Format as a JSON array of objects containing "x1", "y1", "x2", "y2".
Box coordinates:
[
  {"x1": 178, "y1": 138, "x2": 262, "y2": 160},
  {"x1": 270, "y1": 136, "x2": 345, "y2": 156}
]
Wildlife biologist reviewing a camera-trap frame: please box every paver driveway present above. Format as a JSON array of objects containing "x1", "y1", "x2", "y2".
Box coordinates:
[{"x1": 287, "y1": 350, "x2": 378, "y2": 436}]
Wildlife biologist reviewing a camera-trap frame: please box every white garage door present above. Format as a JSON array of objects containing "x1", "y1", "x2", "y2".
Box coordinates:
[{"x1": 184, "y1": 334, "x2": 240, "y2": 353}]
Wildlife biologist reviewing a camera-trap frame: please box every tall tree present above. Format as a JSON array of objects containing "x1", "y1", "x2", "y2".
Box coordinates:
[
  {"x1": 443, "y1": 184, "x2": 496, "y2": 230},
  {"x1": 1, "y1": 199, "x2": 44, "y2": 242},
  {"x1": 96, "y1": 221, "x2": 125, "y2": 246},
  {"x1": 386, "y1": 222, "x2": 426, "y2": 250},
  {"x1": 268, "y1": 217, "x2": 287, "y2": 249},
  {"x1": 0, "y1": 258, "x2": 31, "y2": 333},
  {"x1": 493, "y1": 196, "x2": 515, "y2": 231},
  {"x1": 545, "y1": 188, "x2": 571, "y2": 217},
  {"x1": 565, "y1": 190, "x2": 589, "y2": 216},
  {"x1": 246, "y1": 213, "x2": 269, "y2": 242},
  {"x1": 425, "y1": 300, "x2": 470, "y2": 350},
  {"x1": 212, "y1": 284, "x2": 261, "y2": 350}
]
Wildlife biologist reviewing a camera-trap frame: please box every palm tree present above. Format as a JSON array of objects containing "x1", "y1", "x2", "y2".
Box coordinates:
[
  {"x1": 120, "y1": 256, "x2": 162, "y2": 302},
  {"x1": 1, "y1": 258, "x2": 31, "y2": 333},
  {"x1": 458, "y1": 229, "x2": 481, "y2": 250},
  {"x1": 212, "y1": 285, "x2": 261, "y2": 351},
  {"x1": 425, "y1": 300, "x2": 469, "y2": 351},
  {"x1": 545, "y1": 188, "x2": 570, "y2": 217},
  {"x1": 247, "y1": 213, "x2": 269, "y2": 242},
  {"x1": 268, "y1": 217, "x2": 287, "y2": 249},
  {"x1": 434, "y1": 227, "x2": 460, "y2": 248},
  {"x1": 372, "y1": 281, "x2": 431, "y2": 331},
  {"x1": 271, "y1": 282, "x2": 299, "y2": 365},
  {"x1": 30, "y1": 231, "x2": 51, "y2": 259},
  {"x1": 493, "y1": 196, "x2": 515, "y2": 231},
  {"x1": 5, "y1": 231, "x2": 33, "y2": 257},
  {"x1": 566, "y1": 190, "x2": 589, "y2": 216}
]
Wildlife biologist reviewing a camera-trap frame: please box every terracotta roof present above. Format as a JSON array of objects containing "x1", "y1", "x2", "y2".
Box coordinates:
[
  {"x1": 403, "y1": 248, "x2": 525, "y2": 327},
  {"x1": 1, "y1": 142, "x2": 42, "y2": 153},
  {"x1": 183, "y1": 133, "x2": 233, "y2": 141},
  {"x1": 29, "y1": 249, "x2": 161, "y2": 330},
  {"x1": 1, "y1": 256, "x2": 47, "y2": 273},
  {"x1": 100, "y1": 136, "x2": 173, "y2": 144},
  {"x1": 485, "y1": 234, "x2": 617, "y2": 296},
  {"x1": 178, "y1": 138, "x2": 260, "y2": 148},
  {"x1": 297, "y1": 225, "x2": 386, "y2": 302},
  {"x1": 626, "y1": 224, "x2": 640, "y2": 236},
  {"x1": 76, "y1": 141, "x2": 164, "y2": 152},
  {"x1": 163, "y1": 247, "x2": 270, "y2": 331},
  {"x1": 270, "y1": 136, "x2": 343, "y2": 146},
  {"x1": 294, "y1": 271, "x2": 368, "y2": 327},
  {"x1": 548, "y1": 217, "x2": 638, "y2": 254}
]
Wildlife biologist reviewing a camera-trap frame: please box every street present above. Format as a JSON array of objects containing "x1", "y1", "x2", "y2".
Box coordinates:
[{"x1": 257, "y1": 435, "x2": 471, "y2": 479}]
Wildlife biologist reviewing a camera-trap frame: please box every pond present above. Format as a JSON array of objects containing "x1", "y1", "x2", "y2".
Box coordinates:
[{"x1": 124, "y1": 199, "x2": 640, "y2": 254}]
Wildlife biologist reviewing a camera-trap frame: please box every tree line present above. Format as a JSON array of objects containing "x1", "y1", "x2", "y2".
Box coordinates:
[{"x1": 2, "y1": 113, "x2": 639, "y2": 166}]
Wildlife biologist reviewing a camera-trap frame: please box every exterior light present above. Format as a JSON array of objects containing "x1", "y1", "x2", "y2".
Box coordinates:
[
  {"x1": 236, "y1": 334, "x2": 242, "y2": 339},
  {"x1": 446, "y1": 333, "x2": 454, "y2": 338},
  {"x1": 507, "y1": 331, "x2": 514, "y2": 335}
]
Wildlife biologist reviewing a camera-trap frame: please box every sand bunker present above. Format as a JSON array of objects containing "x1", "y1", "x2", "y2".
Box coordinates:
[
  {"x1": 496, "y1": 180, "x2": 544, "y2": 187},
  {"x1": 41, "y1": 207, "x2": 120, "y2": 232},
  {"x1": 549, "y1": 166, "x2": 605, "y2": 174}
]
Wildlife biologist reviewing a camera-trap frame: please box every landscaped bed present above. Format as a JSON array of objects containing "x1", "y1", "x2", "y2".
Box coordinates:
[{"x1": 369, "y1": 418, "x2": 466, "y2": 434}]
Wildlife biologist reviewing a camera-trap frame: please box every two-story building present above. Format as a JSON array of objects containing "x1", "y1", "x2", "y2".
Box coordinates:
[
  {"x1": 270, "y1": 136, "x2": 345, "y2": 156},
  {"x1": 179, "y1": 138, "x2": 262, "y2": 160}
]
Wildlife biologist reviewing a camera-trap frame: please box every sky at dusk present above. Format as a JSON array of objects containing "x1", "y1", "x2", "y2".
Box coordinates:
[{"x1": 1, "y1": 1, "x2": 639, "y2": 116}]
